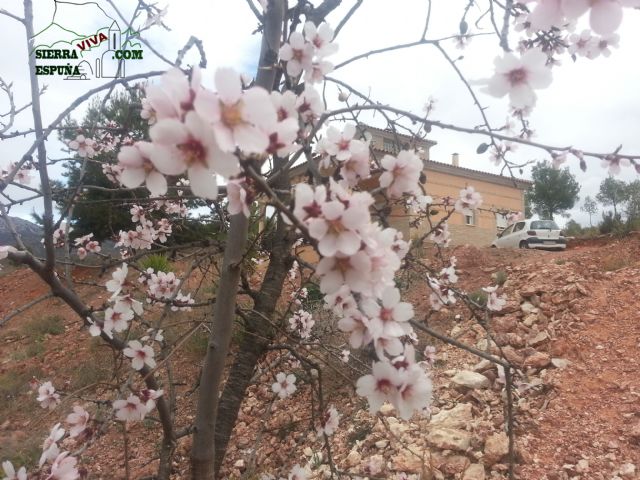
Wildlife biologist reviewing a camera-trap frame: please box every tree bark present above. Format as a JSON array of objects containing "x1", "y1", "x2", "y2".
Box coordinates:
[{"x1": 191, "y1": 1, "x2": 284, "y2": 478}]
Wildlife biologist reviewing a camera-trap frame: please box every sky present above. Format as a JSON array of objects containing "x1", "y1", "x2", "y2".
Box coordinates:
[{"x1": 1, "y1": 0, "x2": 639, "y2": 228}]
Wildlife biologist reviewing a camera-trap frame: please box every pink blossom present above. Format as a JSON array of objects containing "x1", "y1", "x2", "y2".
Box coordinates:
[
  {"x1": 455, "y1": 185, "x2": 483, "y2": 211},
  {"x1": 562, "y1": 0, "x2": 640, "y2": 34},
  {"x1": 356, "y1": 360, "x2": 399, "y2": 413},
  {"x1": 104, "y1": 303, "x2": 134, "y2": 334},
  {"x1": 295, "y1": 86, "x2": 324, "y2": 124},
  {"x1": 270, "y1": 90, "x2": 298, "y2": 122},
  {"x1": 288, "y1": 464, "x2": 309, "y2": 480},
  {"x1": 361, "y1": 287, "x2": 413, "y2": 338},
  {"x1": 265, "y1": 118, "x2": 300, "y2": 157},
  {"x1": 66, "y1": 405, "x2": 90, "y2": 439},
  {"x1": 483, "y1": 286, "x2": 508, "y2": 311},
  {"x1": 194, "y1": 68, "x2": 276, "y2": 153},
  {"x1": 149, "y1": 111, "x2": 240, "y2": 199},
  {"x1": 292, "y1": 184, "x2": 327, "y2": 223},
  {"x1": 308, "y1": 199, "x2": 369, "y2": 257},
  {"x1": 317, "y1": 405, "x2": 340, "y2": 436},
  {"x1": 429, "y1": 222, "x2": 451, "y2": 246},
  {"x1": 123, "y1": 340, "x2": 156, "y2": 371},
  {"x1": 113, "y1": 394, "x2": 148, "y2": 422},
  {"x1": 106, "y1": 263, "x2": 128, "y2": 297},
  {"x1": 279, "y1": 31, "x2": 314, "y2": 77},
  {"x1": 272, "y1": 372, "x2": 297, "y2": 399},
  {"x1": 39, "y1": 423, "x2": 64, "y2": 467},
  {"x1": 303, "y1": 60, "x2": 334, "y2": 84},
  {"x1": 528, "y1": 0, "x2": 565, "y2": 30},
  {"x1": 37, "y1": 381, "x2": 60, "y2": 410},
  {"x1": 118, "y1": 142, "x2": 168, "y2": 196},
  {"x1": 139, "y1": 388, "x2": 164, "y2": 412},
  {"x1": 486, "y1": 48, "x2": 552, "y2": 109},
  {"x1": 379, "y1": 150, "x2": 423, "y2": 197},
  {"x1": 288, "y1": 310, "x2": 315, "y2": 339},
  {"x1": 316, "y1": 252, "x2": 372, "y2": 295},
  {"x1": 68, "y1": 135, "x2": 96, "y2": 158},
  {"x1": 47, "y1": 452, "x2": 79, "y2": 480},
  {"x1": 145, "y1": 67, "x2": 200, "y2": 121},
  {"x1": 338, "y1": 310, "x2": 375, "y2": 349},
  {"x1": 303, "y1": 21, "x2": 338, "y2": 58},
  {"x1": 601, "y1": 155, "x2": 630, "y2": 175},
  {"x1": 1, "y1": 461, "x2": 27, "y2": 480}
]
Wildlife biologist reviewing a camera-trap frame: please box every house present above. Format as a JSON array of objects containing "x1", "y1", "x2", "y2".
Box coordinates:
[{"x1": 290, "y1": 125, "x2": 531, "y2": 248}]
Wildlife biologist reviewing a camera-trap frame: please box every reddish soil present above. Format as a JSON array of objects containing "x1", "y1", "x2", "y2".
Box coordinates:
[{"x1": 0, "y1": 235, "x2": 638, "y2": 479}]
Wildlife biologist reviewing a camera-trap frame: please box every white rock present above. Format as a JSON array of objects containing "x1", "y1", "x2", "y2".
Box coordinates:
[
  {"x1": 451, "y1": 370, "x2": 491, "y2": 389},
  {"x1": 618, "y1": 463, "x2": 636, "y2": 477},
  {"x1": 575, "y1": 459, "x2": 589, "y2": 473},
  {"x1": 426, "y1": 427, "x2": 473, "y2": 452},
  {"x1": 551, "y1": 358, "x2": 570, "y2": 369},
  {"x1": 430, "y1": 403, "x2": 473, "y2": 429},
  {"x1": 463, "y1": 463, "x2": 486, "y2": 480},
  {"x1": 483, "y1": 432, "x2": 508, "y2": 466}
]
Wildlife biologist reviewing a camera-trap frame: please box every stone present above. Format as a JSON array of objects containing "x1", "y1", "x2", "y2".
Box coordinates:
[
  {"x1": 483, "y1": 432, "x2": 508, "y2": 466},
  {"x1": 451, "y1": 370, "x2": 491, "y2": 389},
  {"x1": 528, "y1": 331, "x2": 549, "y2": 347},
  {"x1": 522, "y1": 314, "x2": 538, "y2": 327},
  {"x1": 392, "y1": 447, "x2": 423, "y2": 472},
  {"x1": 502, "y1": 346, "x2": 525, "y2": 365},
  {"x1": 492, "y1": 316, "x2": 517, "y2": 333},
  {"x1": 463, "y1": 463, "x2": 486, "y2": 480},
  {"x1": 426, "y1": 427, "x2": 473, "y2": 452},
  {"x1": 441, "y1": 454, "x2": 471, "y2": 475},
  {"x1": 375, "y1": 440, "x2": 389, "y2": 449},
  {"x1": 430, "y1": 403, "x2": 473, "y2": 429},
  {"x1": 551, "y1": 358, "x2": 570, "y2": 369},
  {"x1": 575, "y1": 459, "x2": 589, "y2": 473},
  {"x1": 618, "y1": 463, "x2": 636, "y2": 477},
  {"x1": 379, "y1": 403, "x2": 395, "y2": 416},
  {"x1": 520, "y1": 302, "x2": 538, "y2": 314},
  {"x1": 524, "y1": 351, "x2": 551, "y2": 369},
  {"x1": 344, "y1": 450, "x2": 361, "y2": 468}
]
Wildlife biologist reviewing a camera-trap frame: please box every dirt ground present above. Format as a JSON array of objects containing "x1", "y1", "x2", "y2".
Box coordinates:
[{"x1": 0, "y1": 235, "x2": 638, "y2": 479}]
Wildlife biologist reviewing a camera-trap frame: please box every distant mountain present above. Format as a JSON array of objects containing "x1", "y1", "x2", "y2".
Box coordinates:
[{"x1": 0, "y1": 216, "x2": 44, "y2": 256}]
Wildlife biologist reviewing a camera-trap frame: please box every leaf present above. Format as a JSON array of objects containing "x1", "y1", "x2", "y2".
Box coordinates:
[{"x1": 476, "y1": 143, "x2": 489, "y2": 154}]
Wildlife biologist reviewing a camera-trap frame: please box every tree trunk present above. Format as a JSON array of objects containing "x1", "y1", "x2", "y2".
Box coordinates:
[
  {"x1": 191, "y1": 2, "x2": 284, "y2": 478},
  {"x1": 213, "y1": 224, "x2": 295, "y2": 476}
]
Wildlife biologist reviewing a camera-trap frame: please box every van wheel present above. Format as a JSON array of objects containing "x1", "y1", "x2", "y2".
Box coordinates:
[{"x1": 519, "y1": 240, "x2": 529, "y2": 249}]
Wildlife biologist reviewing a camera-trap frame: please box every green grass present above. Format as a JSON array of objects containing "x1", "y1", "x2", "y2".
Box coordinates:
[
  {"x1": 139, "y1": 253, "x2": 173, "y2": 273},
  {"x1": 0, "y1": 366, "x2": 43, "y2": 417},
  {"x1": 493, "y1": 270, "x2": 508, "y2": 286},
  {"x1": 21, "y1": 315, "x2": 65, "y2": 340},
  {"x1": 183, "y1": 326, "x2": 209, "y2": 358}
]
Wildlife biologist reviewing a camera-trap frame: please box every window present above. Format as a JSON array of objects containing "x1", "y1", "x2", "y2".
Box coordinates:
[
  {"x1": 531, "y1": 220, "x2": 560, "y2": 230},
  {"x1": 383, "y1": 138, "x2": 398, "y2": 153},
  {"x1": 513, "y1": 221, "x2": 525, "y2": 232},
  {"x1": 500, "y1": 224, "x2": 515, "y2": 237},
  {"x1": 464, "y1": 210, "x2": 476, "y2": 226},
  {"x1": 495, "y1": 213, "x2": 508, "y2": 231}
]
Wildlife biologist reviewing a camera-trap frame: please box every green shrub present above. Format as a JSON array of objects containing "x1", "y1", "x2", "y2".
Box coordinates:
[
  {"x1": 139, "y1": 253, "x2": 173, "y2": 273},
  {"x1": 468, "y1": 289, "x2": 488, "y2": 307},
  {"x1": 493, "y1": 270, "x2": 508, "y2": 286},
  {"x1": 21, "y1": 315, "x2": 65, "y2": 340}
]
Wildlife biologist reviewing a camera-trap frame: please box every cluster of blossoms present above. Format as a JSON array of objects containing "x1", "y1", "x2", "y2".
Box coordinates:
[
  {"x1": 315, "y1": 123, "x2": 371, "y2": 187},
  {"x1": 279, "y1": 21, "x2": 338, "y2": 83},
  {"x1": 525, "y1": 0, "x2": 640, "y2": 35},
  {"x1": 288, "y1": 309, "x2": 314, "y2": 339},
  {"x1": 67, "y1": 134, "x2": 96, "y2": 158},
  {"x1": 455, "y1": 185, "x2": 483, "y2": 213},
  {"x1": 73, "y1": 233, "x2": 101, "y2": 260},
  {"x1": 9, "y1": 394, "x2": 89, "y2": 479},
  {"x1": 289, "y1": 286, "x2": 308, "y2": 306},
  {"x1": 0, "y1": 161, "x2": 33, "y2": 186},
  {"x1": 291, "y1": 178, "x2": 432, "y2": 419},
  {"x1": 113, "y1": 389, "x2": 164, "y2": 422},
  {"x1": 115, "y1": 204, "x2": 175, "y2": 253}
]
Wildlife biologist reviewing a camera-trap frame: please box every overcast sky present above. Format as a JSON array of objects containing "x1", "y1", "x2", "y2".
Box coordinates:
[{"x1": 1, "y1": 0, "x2": 639, "y2": 227}]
